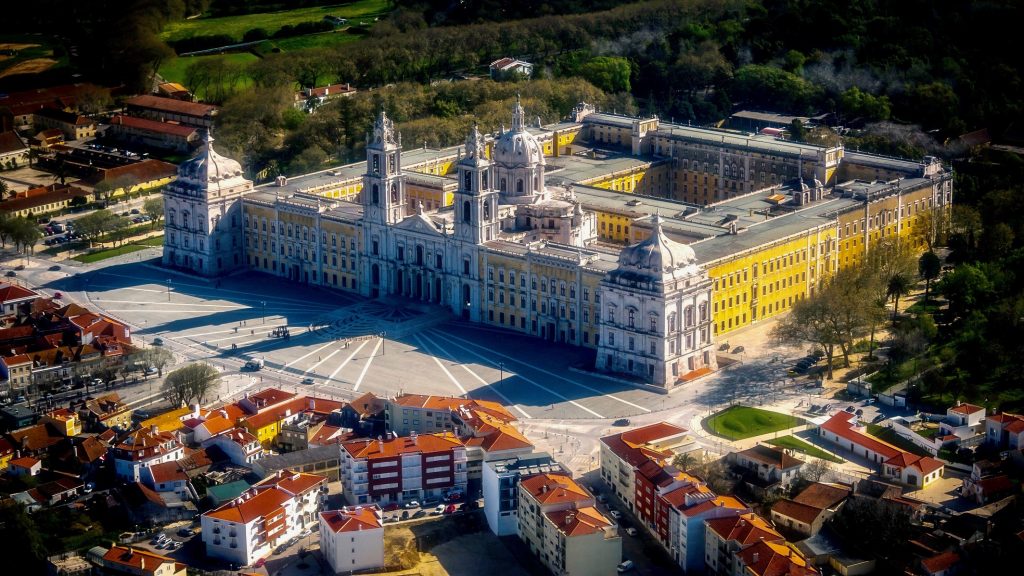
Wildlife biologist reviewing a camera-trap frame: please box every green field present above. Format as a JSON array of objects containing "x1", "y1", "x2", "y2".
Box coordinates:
[
  {"x1": 161, "y1": 0, "x2": 392, "y2": 43},
  {"x1": 0, "y1": 34, "x2": 69, "y2": 78},
  {"x1": 72, "y1": 243, "x2": 149, "y2": 263},
  {"x1": 767, "y1": 435, "x2": 845, "y2": 463},
  {"x1": 705, "y1": 406, "x2": 804, "y2": 441},
  {"x1": 267, "y1": 29, "x2": 366, "y2": 51},
  {"x1": 158, "y1": 52, "x2": 259, "y2": 101}
]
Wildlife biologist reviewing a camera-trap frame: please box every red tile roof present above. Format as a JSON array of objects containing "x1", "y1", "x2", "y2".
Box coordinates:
[
  {"x1": 736, "y1": 444, "x2": 805, "y2": 470},
  {"x1": 819, "y1": 412, "x2": 901, "y2": 459},
  {"x1": 124, "y1": 95, "x2": 218, "y2": 118},
  {"x1": 520, "y1": 473, "x2": 592, "y2": 505},
  {"x1": 705, "y1": 513, "x2": 782, "y2": 545},
  {"x1": 341, "y1": 432, "x2": 463, "y2": 460},
  {"x1": 792, "y1": 483, "x2": 849, "y2": 510},
  {"x1": 772, "y1": 499, "x2": 824, "y2": 526},
  {"x1": 921, "y1": 551, "x2": 960, "y2": 574},
  {"x1": 320, "y1": 506, "x2": 381, "y2": 533},
  {"x1": 883, "y1": 452, "x2": 944, "y2": 475},
  {"x1": 255, "y1": 470, "x2": 326, "y2": 497},
  {"x1": 148, "y1": 461, "x2": 187, "y2": 484},
  {"x1": 10, "y1": 456, "x2": 40, "y2": 469},
  {"x1": 619, "y1": 422, "x2": 687, "y2": 446},
  {"x1": 102, "y1": 545, "x2": 182, "y2": 576},
  {"x1": 736, "y1": 540, "x2": 818, "y2": 576},
  {"x1": 205, "y1": 485, "x2": 291, "y2": 523},
  {"x1": 949, "y1": 403, "x2": 983, "y2": 415},
  {"x1": 109, "y1": 114, "x2": 197, "y2": 137},
  {"x1": 0, "y1": 130, "x2": 27, "y2": 154},
  {"x1": 545, "y1": 506, "x2": 613, "y2": 536}
]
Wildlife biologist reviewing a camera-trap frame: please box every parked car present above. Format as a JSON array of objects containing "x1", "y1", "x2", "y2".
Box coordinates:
[
  {"x1": 617, "y1": 560, "x2": 634, "y2": 573},
  {"x1": 609, "y1": 510, "x2": 622, "y2": 519},
  {"x1": 404, "y1": 501, "x2": 420, "y2": 509},
  {"x1": 5, "y1": 271, "x2": 15, "y2": 277},
  {"x1": 145, "y1": 366, "x2": 158, "y2": 375},
  {"x1": 625, "y1": 527, "x2": 638, "y2": 536},
  {"x1": 130, "y1": 208, "x2": 140, "y2": 214},
  {"x1": 612, "y1": 418, "x2": 631, "y2": 427},
  {"x1": 177, "y1": 528, "x2": 192, "y2": 537},
  {"x1": 49, "y1": 265, "x2": 60, "y2": 271},
  {"x1": 301, "y1": 377, "x2": 315, "y2": 385},
  {"x1": 444, "y1": 504, "x2": 456, "y2": 514},
  {"x1": 431, "y1": 505, "x2": 445, "y2": 515},
  {"x1": 412, "y1": 510, "x2": 427, "y2": 519},
  {"x1": 401, "y1": 510, "x2": 410, "y2": 520},
  {"x1": 383, "y1": 503, "x2": 400, "y2": 512},
  {"x1": 152, "y1": 337, "x2": 164, "y2": 346},
  {"x1": 15, "y1": 264, "x2": 25, "y2": 271}
]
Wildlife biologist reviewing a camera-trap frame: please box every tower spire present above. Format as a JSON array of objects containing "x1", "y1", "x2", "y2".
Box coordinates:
[{"x1": 512, "y1": 93, "x2": 525, "y2": 132}]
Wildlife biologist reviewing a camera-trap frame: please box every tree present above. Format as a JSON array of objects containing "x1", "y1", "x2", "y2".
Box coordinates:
[
  {"x1": 771, "y1": 267, "x2": 873, "y2": 379},
  {"x1": 143, "y1": 347, "x2": 175, "y2": 377},
  {"x1": 75, "y1": 209, "x2": 118, "y2": 247},
  {"x1": 918, "y1": 251, "x2": 941, "y2": 303},
  {"x1": 789, "y1": 119, "x2": 806, "y2": 142},
  {"x1": 886, "y1": 273, "x2": 913, "y2": 326},
  {"x1": 937, "y1": 264, "x2": 993, "y2": 321},
  {"x1": 579, "y1": 56, "x2": 632, "y2": 93},
  {"x1": 143, "y1": 196, "x2": 164, "y2": 227},
  {"x1": 672, "y1": 451, "x2": 696, "y2": 472},
  {"x1": 0, "y1": 503, "x2": 47, "y2": 573},
  {"x1": 92, "y1": 181, "x2": 116, "y2": 206},
  {"x1": 800, "y1": 458, "x2": 833, "y2": 482},
  {"x1": 162, "y1": 363, "x2": 220, "y2": 406},
  {"x1": 0, "y1": 180, "x2": 8, "y2": 200}
]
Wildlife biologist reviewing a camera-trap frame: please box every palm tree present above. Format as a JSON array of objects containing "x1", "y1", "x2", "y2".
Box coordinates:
[
  {"x1": 887, "y1": 273, "x2": 912, "y2": 325},
  {"x1": 918, "y1": 251, "x2": 941, "y2": 303}
]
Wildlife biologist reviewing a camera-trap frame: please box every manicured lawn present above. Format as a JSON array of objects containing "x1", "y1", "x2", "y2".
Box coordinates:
[
  {"x1": 767, "y1": 435, "x2": 844, "y2": 463},
  {"x1": 160, "y1": 0, "x2": 392, "y2": 43},
  {"x1": 268, "y1": 29, "x2": 366, "y2": 51},
  {"x1": 866, "y1": 423, "x2": 931, "y2": 457},
  {"x1": 72, "y1": 243, "x2": 149, "y2": 263},
  {"x1": 136, "y1": 235, "x2": 165, "y2": 247},
  {"x1": 704, "y1": 406, "x2": 804, "y2": 441}
]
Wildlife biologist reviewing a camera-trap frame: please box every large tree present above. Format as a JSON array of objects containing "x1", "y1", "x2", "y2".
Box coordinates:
[
  {"x1": 771, "y1": 267, "x2": 874, "y2": 379},
  {"x1": 918, "y1": 251, "x2": 941, "y2": 303},
  {"x1": 162, "y1": 363, "x2": 220, "y2": 406},
  {"x1": 142, "y1": 196, "x2": 164, "y2": 227},
  {"x1": 141, "y1": 347, "x2": 175, "y2": 377}
]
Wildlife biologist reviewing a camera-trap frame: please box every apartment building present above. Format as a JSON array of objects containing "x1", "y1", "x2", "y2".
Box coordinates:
[
  {"x1": 704, "y1": 513, "x2": 783, "y2": 575},
  {"x1": 483, "y1": 451, "x2": 567, "y2": 536},
  {"x1": 339, "y1": 431, "x2": 467, "y2": 506},
  {"x1": 202, "y1": 428, "x2": 264, "y2": 466},
  {"x1": 319, "y1": 506, "x2": 385, "y2": 574},
  {"x1": 599, "y1": 421, "x2": 696, "y2": 512},
  {"x1": 201, "y1": 470, "x2": 327, "y2": 565},
  {"x1": 517, "y1": 473, "x2": 621, "y2": 576},
  {"x1": 111, "y1": 426, "x2": 184, "y2": 483}
]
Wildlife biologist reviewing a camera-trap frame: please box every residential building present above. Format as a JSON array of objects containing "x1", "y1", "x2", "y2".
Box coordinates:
[
  {"x1": 664, "y1": 488, "x2": 749, "y2": 573},
  {"x1": 984, "y1": 412, "x2": 1024, "y2": 450},
  {"x1": 0, "y1": 183, "x2": 89, "y2": 218},
  {"x1": 704, "y1": 512, "x2": 784, "y2": 575},
  {"x1": 946, "y1": 403, "x2": 985, "y2": 428},
  {"x1": 97, "y1": 545, "x2": 186, "y2": 576},
  {"x1": 142, "y1": 461, "x2": 196, "y2": 501},
  {"x1": 124, "y1": 95, "x2": 218, "y2": 129},
  {"x1": 8, "y1": 455, "x2": 41, "y2": 476},
  {"x1": 489, "y1": 58, "x2": 533, "y2": 80},
  {"x1": 920, "y1": 551, "x2": 962, "y2": 576},
  {"x1": 727, "y1": 444, "x2": 804, "y2": 492},
  {"x1": 0, "y1": 354, "x2": 32, "y2": 391},
  {"x1": 295, "y1": 83, "x2": 356, "y2": 112},
  {"x1": 252, "y1": 444, "x2": 341, "y2": 482},
  {"x1": 517, "y1": 473, "x2": 621, "y2": 576},
  {"x1": 734, "y1": 539, "x2": 819, "y2": 576},
  {"x1": 599, "y1": 421, "x2": 695, "y2": 512},
  {"x1": 33, "y1": 107, "x2": 96, "y2": 140},
  {"x1": 202, "y1": 428, "x2": 263, "y2": 466},
  {"x1": 111, "y1": 426, "x2": 185, "y2": 482},
  {"x1": 339, "y1": 432, "x2": 467, "y2": 506},
  {"x1": 201, "y1": 471, "x2": 327, "y2": 565},
  {"x1": 960, "y1": 460, "x2": 1016, "y2": 505},
  {"x1": 80, "y1": 393, "x2": 133, "y2": 431},
  {"x1": 319, "y1": 506, "x2": 385, "y2": 574},
  {"x1": 0, "y1": 438, "x2": 14, "y2": 471},
  {"x1": 239, "y1": 394, "x2": 343, "y2": 449},
  {"x1": 0, "y1": 130, "x2": 29, "y2": 168},
  {"x1": 0, "y1": 282, "x2": 39, "y2": 318},
  {"x1": 818, "y1": 411, "x2": 944, "y2": 488},
  {"x1": 172, "y1": 100, "x2": 952, "y2": 388},
  {"x1": 770, "y1": 483, "x2": 850, "y2": 538},
  {"x1": 40, "y1": 408, "x2": 82, "y2": 436},
  {"x1": 155, "y1": 82, "x2": 193, "y2": 100},
  {"x1": 106, "y1": 115, "x2": 199, "y2": 152},
  {"x1": 483, "y1": 451, "x2": 567, "y2": 536},
  {"x1": 139, "y1": 405, "x2": 198, "y2": 434},
  {"x1": 0, "y1": 83, "x2": 110, "y2": 132}
]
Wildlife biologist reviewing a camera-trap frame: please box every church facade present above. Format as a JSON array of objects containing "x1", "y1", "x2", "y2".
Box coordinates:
[{"x1": 164, "y1": 101, "x2": 716, "y2": 388}]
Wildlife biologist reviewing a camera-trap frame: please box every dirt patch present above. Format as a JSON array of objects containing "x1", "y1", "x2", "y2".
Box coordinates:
[
  {"x1": 0, "y1": 43, "x2": 41, "y2": 51},
  {"x1": 0, "y1": 55, "x2": 10, "y2": 63},
  {"x1": 0, "y1": 58, "x2": 57, "y2": 78},
  {"x1": 384, "y1": 526, "x2": 420, "y2": 571}
]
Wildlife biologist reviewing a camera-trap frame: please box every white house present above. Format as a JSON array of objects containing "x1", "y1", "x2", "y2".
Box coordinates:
[
  {"x1": 202, "y1": 428, "x2": 263, "y2": 466},
  {"x1": 319, "y1": 506, "x2": 385, "y2": 574},
  {"x1": 111, "y1": 427, "x2": 185, "y2": 483},
  {"x1": 201, "y1": 471, "x2": 327, "y2": 565}
]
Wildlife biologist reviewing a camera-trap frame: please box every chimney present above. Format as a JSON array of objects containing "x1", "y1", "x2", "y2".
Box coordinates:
[
  {"x1": 752, "y1": 552, "x2": 759, "y2": 564},
  {"x1": 150, "y1": 425, "x2": 159, "y2": 435},
  {"x1": 541, "y1": 484, "x2": 548, "y2": 493},
  {"x1": 565, "y1": 513, "x2": 575, "y2": 526}
]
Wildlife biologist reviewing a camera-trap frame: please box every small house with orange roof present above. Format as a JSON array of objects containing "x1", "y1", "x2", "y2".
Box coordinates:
[
  {"x1": 201, "y1": 470, "x2": 325, "y2": 565},
  {"x1": 735, "y1": 539, "x2": 819, "y2": 576},
  {"x1": 517, "y1": 473, "x2": 621, "y2": 576},
  {"x1": 0, "y1": 281, "x2": 39, "y2": 318},
  {"x1": 319, "y1": 506, "x2": 384, "y2": 573},
  {"x1": 98, "y1": 545, "x2": 186, "y2": 576},
  {"x1": 80, "y1": 392, "x2": 133, "y2": 431},
  {"x1": 111, "y1": 426, "x2": 184, "y2": 482},
  {"x1": 40, "y1": 407, "x2": 82, "y2": 436}
]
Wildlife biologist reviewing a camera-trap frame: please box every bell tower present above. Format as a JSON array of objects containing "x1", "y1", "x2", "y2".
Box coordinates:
[
  {"x1": 455, "y1": 124, "x2": 499, "y2": 244},
  {"x1": 363, "y1": 109, "x2": 406, "y2": 225}
]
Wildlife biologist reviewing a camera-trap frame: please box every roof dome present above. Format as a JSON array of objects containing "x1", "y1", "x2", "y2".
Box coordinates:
[
  {"x1": 616, "y1": 215, "x2": 697, "y2": 279},
  {"x1": 492, "y1": 95, "x2": 544, "y2": 168},
  {"x1": 178, "y1": 130, "x2": 244, "y2": 184}
]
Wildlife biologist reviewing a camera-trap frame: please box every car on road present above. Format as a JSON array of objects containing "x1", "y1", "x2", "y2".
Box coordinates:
[
  {"x1": 404, "y1": 501, "x2": 419, "y2": 509},
  {"x1": 625, "y1": 527, "x2": 638, "y2": 536},
  {"x1": 14, "y1": 265, "x2": 24, "y2": 271},
  {"x1": 145, "y1": 366, "x2": 158, "y2": 375},
  {"x1": 609, "y1": 510, "x2": 622, "y2": 519},
  {"x1": 4, "y1": 271, "x2": 15, "y2": 277},
  {"x1": 444, "y1": 504, "x2": 456, "y2": 515},
  {"x1": 53, "y1": 292, "x2": 62, "y2": 299},
  {"x1": 871, "y1": 414, "x2": 887, "y2": 424},
  {"x1": 845, "y1": 406, "x2": 855, "y2": 413},
  {"x1": 49, "y1": 265, "x2": 61, "y2": 271},
  {"x1": 178, "y1": 528, "x2": 192, "y2": 537},
  {"x1": 617, "y1": 560, "x2": 634, "y2": 573},
  {"x1": 382, "y1": 503, "x2": 400, "y2": 512},
  {"x1": 412, "y1": 510, "x2": 427, "y2": 519},
  {"x1": 612, "y1": 418, "x2": 631, "y2": 427},
  {"x1": 732, "y1": 345, "x2": 745, "y2": 354},
  {"x1": 431, "y1": 505, "x2": 445, "y2": 515},
  {"x1": 401, "y1": 510, "x2": 410, "y2": 520},
  {"x1": 301, "y1": 377, "x2": 315, "y2": 385},
  {"x1": 130, "y1": 208, "x2": 140, "y2": 214}
]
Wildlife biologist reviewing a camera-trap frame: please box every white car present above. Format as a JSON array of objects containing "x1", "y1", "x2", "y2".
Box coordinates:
[
  {"x1": 609, "y1": 510, "x2": 622, "y2": 519},
  {"x1": 404, "y1": 501, "x2": 420, "y2": 509},
  {"x1": 431, "y1": 505, "x2": 445, "y2": 515},
  {"x1": 617, "y1": 560, "x2": 634, "y2": 573},
  {"x1": 625, "y1": 527, "x2": 637, "y2": 536}
]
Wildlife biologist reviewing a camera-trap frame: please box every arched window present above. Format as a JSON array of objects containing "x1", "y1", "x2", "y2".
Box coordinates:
[
  {"x1": 391, "y1": 183, "x2": 399, "y2": 203},
  {"x1": 372, "y1": 184, "x2": 379, "y2": 205},
  {"x1": 500, "y1": 178, "x2": 507, "y2": 192},
  {"x1": 462, "y1": 200, "x2": 471, "y2": 223},
  {"x1": 516, "y1": 179, "x2": 524, "y2": 193},
  {"x1": 483, "y1": 201, "x2": 490, "y2": 220},
  {"x1": 464, "y1": 170, "x2": 472, "y2": 191},
  {"x1": 669, "y1": 313, "x2": 677, "y2": 332}
]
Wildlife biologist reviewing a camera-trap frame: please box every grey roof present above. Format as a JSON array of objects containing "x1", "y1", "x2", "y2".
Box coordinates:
[
  {"x1": 253, "y1": 445, "x2": 338, "y2": 474},
  {"x1": 546, "y1": 152, "x2": 661, "y2": 186},
  {"x1": 487, "y1": 451, "x2": 566, "y2": 476}
]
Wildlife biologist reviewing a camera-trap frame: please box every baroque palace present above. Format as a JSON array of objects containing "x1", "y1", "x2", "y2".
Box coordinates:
[{"x1": 162, "y1": 98, "x2": 952, "y2": 388}]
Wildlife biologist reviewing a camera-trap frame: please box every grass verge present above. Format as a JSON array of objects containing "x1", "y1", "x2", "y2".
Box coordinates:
[
  {"x1": 767, "y1": 435, "x2": 844, "y2": 463},
  {"x1": 704, "y1": 405, "x2": 804, "y2": 441},
  {"x1": 72, "y1": 243, "x2": 150, "y2": 263},
  {"x1": 865, "y1": 423, "x2": 931, "y2": 457}
]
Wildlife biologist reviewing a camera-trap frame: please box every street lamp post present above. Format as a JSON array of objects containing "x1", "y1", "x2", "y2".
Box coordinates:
[
  {"x1": 261, "y1": 301, "x2": 266, "y2": 324},
  {"x1": 166, "y1": 278, "x2": 172, "y2": 302},
  {"x1": 498, "y1": 362, "x2": 505, "y2": 383},
  {"x1": 379, "y1": 332, "x2": 386, "y2": 356}
]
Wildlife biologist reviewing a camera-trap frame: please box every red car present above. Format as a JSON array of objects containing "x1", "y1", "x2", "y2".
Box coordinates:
[
  {"x1": 444, "y1": 491, "x2": 463, "y2": 502},
  {"x1": 444, "y1": 504, "x2": 457, "y2": 515},
  {"x1": 254, "y1": 558, "x2": 266, "y2": 568},
  {"x1": 382, "y1": 503, "x2": 401, "y2": 512}
]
